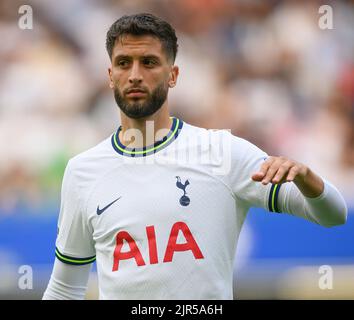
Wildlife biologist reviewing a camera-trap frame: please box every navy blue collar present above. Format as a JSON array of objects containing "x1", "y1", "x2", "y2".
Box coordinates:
[{"x1": 111, "y1": 117, "x2": 183, "y2": 157}]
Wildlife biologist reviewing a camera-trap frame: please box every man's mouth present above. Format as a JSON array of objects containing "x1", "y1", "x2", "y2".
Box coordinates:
[
  {"x1": 126, "y1": 88, "x2": 146, "y2": 97},
  {"x1": 125, "y1": 88, "x2": 147, "y2": 98}
]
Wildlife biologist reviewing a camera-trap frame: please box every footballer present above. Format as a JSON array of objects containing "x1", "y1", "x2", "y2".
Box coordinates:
[{"x1": 43, "y1": 13, "x2": 347, "y2": 300}]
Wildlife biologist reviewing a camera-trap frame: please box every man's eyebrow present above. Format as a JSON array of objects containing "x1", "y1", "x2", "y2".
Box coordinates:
[
  {"x1": 141, "y1": 54, "x2": 161, "y2": 60},
  {"x1": 114, "y1": 54, "x2": 131, "y2": 62},
  {"x1": 113, "y1": 54, "x2": 162, "y2": 62}
]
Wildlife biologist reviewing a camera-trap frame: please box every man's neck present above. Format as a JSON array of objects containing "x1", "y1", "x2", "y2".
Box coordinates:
[{"x1": 119, "y1": 107, "x2": 172, "y2": 149}]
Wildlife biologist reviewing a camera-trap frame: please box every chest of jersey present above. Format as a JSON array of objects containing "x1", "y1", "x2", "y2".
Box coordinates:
[{"x1": 86, "y1": 163, "x2": 238, "y2": 272}]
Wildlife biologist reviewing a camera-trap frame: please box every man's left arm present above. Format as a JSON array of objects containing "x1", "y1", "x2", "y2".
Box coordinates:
[{"x1": 252, "y1": 156, "x2": 348, "y2": 227}]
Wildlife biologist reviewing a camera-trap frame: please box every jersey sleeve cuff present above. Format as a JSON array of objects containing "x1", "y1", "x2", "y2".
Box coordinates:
[
  {"x1": 268, "y1": 183, "x2": 282, "y2": 213},
  {"x1": 55, "y1": 247, "x2": 96, "y2": 265}
]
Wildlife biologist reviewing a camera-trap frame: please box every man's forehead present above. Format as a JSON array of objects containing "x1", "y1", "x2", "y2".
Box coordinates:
[{"x1": 113, "y1": 34, "x2": 164, "y2": 55}]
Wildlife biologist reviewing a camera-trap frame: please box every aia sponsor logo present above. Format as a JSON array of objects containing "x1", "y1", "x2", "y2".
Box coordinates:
[{"x1": 112, "y1": 221, "x2": 204, "y2": 271}]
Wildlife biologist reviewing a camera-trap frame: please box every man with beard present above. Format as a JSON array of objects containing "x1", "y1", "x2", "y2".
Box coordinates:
[{"x1": 43, "y1": 13, "x2": 347, "y2": 300}]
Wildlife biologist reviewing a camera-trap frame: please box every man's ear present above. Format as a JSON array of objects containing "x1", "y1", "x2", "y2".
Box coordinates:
[
  {"x1": 168, "y1": 65, "x2": 179, "y2": 88},
  {"x1": 108, "y1": 67, "x2": 114, "y2": 89}
]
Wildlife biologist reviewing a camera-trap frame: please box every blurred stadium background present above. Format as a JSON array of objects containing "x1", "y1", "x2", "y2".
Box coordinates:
[{"x1": 0, "y1": 0, "x2": 353, "y2": 299}]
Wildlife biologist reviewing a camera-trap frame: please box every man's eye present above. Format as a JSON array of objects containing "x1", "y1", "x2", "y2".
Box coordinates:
[
  {"x1": 143, "y1": 59, "x2": 157, "y2": 66},
  {"x1": 118, "y1": 60, "x2": 129, "y2": 67}
]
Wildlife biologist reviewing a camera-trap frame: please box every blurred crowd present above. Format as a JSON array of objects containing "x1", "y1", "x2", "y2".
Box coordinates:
[{"x1": 0, "y1": 0, "x2": 353, "y2": 213}]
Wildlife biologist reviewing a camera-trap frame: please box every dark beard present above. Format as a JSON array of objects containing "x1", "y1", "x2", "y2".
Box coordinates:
[{"x1": 114, "y1": 82, "x2": 168, "y2": 119}]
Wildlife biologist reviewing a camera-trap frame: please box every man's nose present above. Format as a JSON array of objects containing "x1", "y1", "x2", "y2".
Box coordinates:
[{"x1": 128, "y1": 62, "x2": 143, "y2": 84}]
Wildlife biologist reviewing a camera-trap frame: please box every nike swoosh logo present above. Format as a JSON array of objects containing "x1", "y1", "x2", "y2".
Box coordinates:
[{"x1": 96, "y1": 196, "x2": 122, "y2": 215}]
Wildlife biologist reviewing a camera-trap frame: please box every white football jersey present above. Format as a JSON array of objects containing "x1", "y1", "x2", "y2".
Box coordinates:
[{"x1": 55, "y1": 117, "x2": 279, "y2": 299}]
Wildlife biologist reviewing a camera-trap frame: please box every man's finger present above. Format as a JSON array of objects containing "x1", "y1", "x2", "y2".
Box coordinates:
[
  {"x1": 251, "y1": 172, "x2": 265, "y2": 181},
  {"x1": 261, "y1": 158, "x2": 283, "y2": 185},
  {"x1": 252, "y1": 157, "x2": 275, "y2": 181},
  {"x1": 271, "y1": 161, "x2": 293, "y2": 184},
  {"x1": 286, "y1": 166, "x2": 299, "y2": 182}
]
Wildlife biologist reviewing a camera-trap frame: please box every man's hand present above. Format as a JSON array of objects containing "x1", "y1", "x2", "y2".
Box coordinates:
[{"x1": 251, "y1": 156, "x2": 325, "y2": 198}]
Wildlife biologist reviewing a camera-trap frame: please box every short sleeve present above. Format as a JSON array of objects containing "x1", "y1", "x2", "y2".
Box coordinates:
[
  {"x1": 55, "y1": 160, "x2": 96, "y2": 265},
  {"x1": 227, "y1": 132, "x2": 281, "y2": 212}
]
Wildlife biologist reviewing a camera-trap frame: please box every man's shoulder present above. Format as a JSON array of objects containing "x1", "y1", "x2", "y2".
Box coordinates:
[
  {"x1": 182, "y1": 121, "x2": 253, "y2": 149},
  {"x1": 66, "y1": 135, "x2": 116, "y2": 173},
  {"x1": 181, "y1": 121, "x2": 228, "y2": 141},
  {"x1": 182, "y1": 120, "x2": 267, "y2": 165}
]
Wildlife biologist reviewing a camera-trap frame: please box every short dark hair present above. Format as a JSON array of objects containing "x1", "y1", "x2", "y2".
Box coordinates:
[{"x1": 106, "y1": 13, "x2": 178, "y2": 63}]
